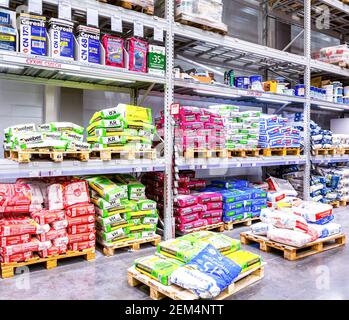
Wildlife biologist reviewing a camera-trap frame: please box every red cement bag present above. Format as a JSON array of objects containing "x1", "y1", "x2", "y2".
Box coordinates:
[
  {"x1": 0, "y1": 184, "x2": 43, "y2": 206},
  {"x1": 68, "y1": 232, "x2": 95, "y2": 244},
  {"x1": 205, "y1": 202, "x2": 223, "y2": 210},
  {"x1": 0, "y1": 234, "x2": 30, "y2": 246},
  {"x1": 175, "y1": 213, "x2": 199, "y2": 224},
  {"x1": 67, "y1": 215, "x2": 95, "y2": 227},
  {"x1": 50, "y1": 220, "x2": 68, "y2": 231},
  {"x1": 174, "y1": 195, "x2": 198, "y2": 208},
  {"x1": 63, "y1": 181, "x2": 90, "y2": 208},
  {"x1": 53, "y1": 237, "x2": 69, "y2": 247},
  {"x1": 0, "y1": 204, "x2": 42, "y2": 214},
  {"x1": 0, "y1": 218, "x2": 37, "y2": 237},
  {"x1": 0, "y1": 251, "x2": 33, "y2": 263},
  {"x1": 207, "y1": 217, "x2": 222, "y2": 225},
  {"x1": 37, "y1": 228, "x2": 67, "y2": 242},
  {"x1": 30, "y1": 210, "x2": 65, "y2": 225},
  {"x1": 199, "y1": 209, "x2": 222, "y2": 219},
  {"x1": 174, "y1": 204, "x2": 206, "y2": 216},
  {"x1": 38, "y1": 245, "x2": 67, "y2": 258},
  {"x1": 68, "y1": 223, "x2": 95, "y2": 235},
  {"x1": 66, "y1": 203, "x2": 95, "y2": 217},
  {"x1": 68, "y1": 240, "x2": 95, "y2": 251},
  {"x1": 0, "y1": 239, "x2": 51, "y2": 255}
]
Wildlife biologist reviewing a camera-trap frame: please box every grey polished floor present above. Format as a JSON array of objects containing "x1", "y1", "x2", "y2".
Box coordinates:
[{"x1": 1, "y1": 207, "x2": 348, "y2": 300}]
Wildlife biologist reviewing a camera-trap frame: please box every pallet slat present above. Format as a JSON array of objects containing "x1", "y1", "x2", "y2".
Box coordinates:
[
  {"x1": 128, "y1": 263, "x2": 265, "y2": 300},
  {"x1": 312, "y1": 148, "x2": 336, "y2": 156},
  {"x1": 6, "y1": 149, "x2": 89, "y2": 163},
  {"x1": 240, "y1": 231, "x2": 346, "y2": 261},
  {"x1": 224, "y1": 217, "x2": 261, "y2": 231},
  {"x1": 181, "y1": 149, "x2": 227, "y2": 159},
  {"x1": 90, "y1": 149, "x2": 157, "y2": 161},
  {"x1": 228, "y1": 149, "x2": 260, "y2": 158},
  {"x1": 98, "y1": 234, "x2": 161, "y2": 257},
  {"x1": 176, "y1": 222, "x2": 225, "y2": 235},
  {"x1": 0, "y1": 248, "x2": 96, "y2": 279}
]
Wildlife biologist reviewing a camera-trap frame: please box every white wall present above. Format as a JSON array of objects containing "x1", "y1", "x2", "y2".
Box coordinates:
[
  {"x1": 0, "y1": 80, "x2": 44, "y2": 154},
  {"x1": 331, "y1": 118, "x2": 349, "y2": 134}
]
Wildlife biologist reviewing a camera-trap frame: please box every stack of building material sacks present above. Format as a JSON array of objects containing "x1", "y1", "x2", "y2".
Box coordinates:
[{"x1": 87, "y1": 104, "x2": 156, "y2": 152}]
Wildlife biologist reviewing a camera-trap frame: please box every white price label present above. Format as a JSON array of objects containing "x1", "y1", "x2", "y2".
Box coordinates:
[
  {"x1": 0, "y1": 0, "x2": 9, "y2": 8},
  {"x1": 171, "y1": 103, "x2": 180, "y2": 115},
  {"x1": 111, "y1": 15, "x2": 122, "y2": 33},
  {"x1": 28, "y1": 0, "x2": 42, "y2": 15},
  {"x1": 134, "y1": 21, "x2": 144, "y2": 37},
  {"x1": 58, "y1": 0, "x2": 71, "y2": 20},
  {"x1": 87, "y1": 8, "x2": 99, "y2": 27},
  {"x1": 154, "y1": 27, "x2": 164, "y2": 42},
  {"x1": 201, "y1": 165, "x2": 207, "y2": 169}
]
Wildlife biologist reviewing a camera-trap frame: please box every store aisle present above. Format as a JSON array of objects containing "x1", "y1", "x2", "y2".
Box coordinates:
[{"x1": 1, "y1": 207, "x2": 348, "y2": 300}]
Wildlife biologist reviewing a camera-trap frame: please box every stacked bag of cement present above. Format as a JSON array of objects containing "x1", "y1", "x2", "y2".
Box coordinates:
[
  {"x1": 258, "y1": 115, "x2": 301, "y2": 149},
  {"x1": 132, "y1": 231, "x2": 262, "y2": 298},
  {"x1": 332, "y1": 134, "x2": 349, "y2": 149},
  {"x1": 86, "y1": 104, "x2": 155, "y2": 151},
  {"x1": 251, "y1": 201, "x2": 342, "y2": 247},
  {"x1": 86, "y1": 174, "x2": 158, "y2": 246},
  {"x1": 209, "y1": 105, "x2": 260, "y2": 150},
  {"x1": 4, "y1": 122, "x2": 89, "y2": 152}
]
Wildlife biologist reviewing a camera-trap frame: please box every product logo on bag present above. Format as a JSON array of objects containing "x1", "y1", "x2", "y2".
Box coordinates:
[
  {"x1": 80, "y1": 37, "x2": 88, "y2": 61},
  {"x1": 53, "y1": 29, "x2": 60, "y2": 53}
]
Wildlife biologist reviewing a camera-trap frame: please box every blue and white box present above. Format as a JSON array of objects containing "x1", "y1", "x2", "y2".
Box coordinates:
[
  {"x1": 76, "y1": 25, "x2": 100, "y2": 64},
  {"x1": 20, "y1": 13, "x2": 46, "y2": 56},
  {"x1": 48, "y1": 18, "x2": 74, "y2": 60}
]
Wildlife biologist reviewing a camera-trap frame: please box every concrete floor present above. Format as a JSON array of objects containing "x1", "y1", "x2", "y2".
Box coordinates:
[{"x1": 1, "y1": 207, "x2": 348, "y2": 300}]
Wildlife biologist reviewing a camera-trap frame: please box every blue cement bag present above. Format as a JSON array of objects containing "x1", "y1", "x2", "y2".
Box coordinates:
[{"x1": 170, "y1": 244, "x2": 242, "y2": 299}]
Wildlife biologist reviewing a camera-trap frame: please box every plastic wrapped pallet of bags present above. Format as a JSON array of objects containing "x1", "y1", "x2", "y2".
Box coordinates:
[
  {"x1": 134, "y1": 255, "x2": 184, "y2": 286},
  {"x1": 170, "y1": 244, "x2": 242, "y2": 299},
  {"x1": 266, "y1": 176, "x2": 298, "y2": 197}
]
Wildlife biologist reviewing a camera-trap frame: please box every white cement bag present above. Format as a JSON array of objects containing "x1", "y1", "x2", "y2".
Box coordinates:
[
  {"x1": 250, "y1": 222, "x2": 273, "y2": 236},
  {"x1": 267, "y1": 228, "x2": 312, "y2": 247},
  {"x1": 311, "y1": 223, "x2": 342, "y2": 238}
]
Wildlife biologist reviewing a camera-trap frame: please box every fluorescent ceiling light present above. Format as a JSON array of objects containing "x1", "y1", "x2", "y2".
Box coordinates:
[
  {"x1": 59, "y1": 71, "x2": 135, "y2": 83},
  {"x1": 319, "y1": 105, "x2": 344, "y2": 111},
  {"x1": 0, "y1": 63, "x2": 24, "y2": 70},
  {"x1": 194, "y1": 89, "x2": 240, "y2": 98},
  {"x1": 257, "y1": 98, "x2": 291, "y2": 104}
]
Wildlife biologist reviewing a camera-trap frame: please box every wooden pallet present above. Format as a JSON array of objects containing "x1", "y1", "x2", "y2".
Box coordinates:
[
  {"x1": 6, "y1": 149, "x2": 89, "y2": 163},
  {"x1": 286, "y1": 148, "x2": 301, "y2": 156},
  {"x1": 176, "y1": 222, "x2": 225, "y2": 236},
  {"x1": 97, "y1": 0, "x2": 153, "y2": 15},
  {"x1": 339, "y1": 199, "x2": 349, "y2": 207},
  {"x1": 183, "y1": 149, "x2": 227, "y2": 160},
  {"x1": 312, "y1": 148, "x2": 336, "y2": 156},
  {"x1": 90, "y1": 148, "x2": 157, "y2": 161},
  {"x1": 260, "y1": 148, "x2": 286, "y2": 157},
  {"x1": 336, "y1": 148, "x2": 349, "y2": 155},
  {"x1": 99, "y1": 234, "x2": 161, "y2": 257},
  {"x1": 176, "y1": 14, "x2": 228, "y2": 35},
  {"x1": 331, "y1": 200, "x2": 340, "y2": 208},
  {"x1": 0, "y1": 248, "x2": 96, "y2": 279},
  {"x1": 228, "y1": 149, "x2": 260, "y2": 158},
  {"x1": 240, "y1": 231, "x2": 346, "y2": 261},
  {"x1": 224, "y1": 217, "x2": 261, "y2": 231},
  {"x1": 128, "y1": 263, "x2": 265, "y2": 300}
]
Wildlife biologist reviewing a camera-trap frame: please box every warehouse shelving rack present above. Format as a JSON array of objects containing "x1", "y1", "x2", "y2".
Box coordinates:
[{"x1": 0, "y1": 0, "x2": 348, "y2": 240}]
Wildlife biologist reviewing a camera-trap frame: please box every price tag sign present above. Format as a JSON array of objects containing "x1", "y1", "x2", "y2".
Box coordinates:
[
  {"x1": 87, "y1": 8, "x2": 99, "y2": 27},
  {"x1": 154, "y1": 27, "x2": 164, "y2": 42},
  {"x1": 134, "y1": 21, "x2": 144, "y2": 37},
  {"x1": 170, "y1": 103, "x2": 180, "y2": 115},
  {"x1": 0, "y1": 0, "x2": 9, "y2": 8},
  {"x1": 28, "y1": 0, "x2": 42, "y2": 15},
  {"x1": 111, "y1": 15, "x2": 122, "y2": 33},
  {"x1": 58, "y1": 0, "x2": 71, "y2": 21}
]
